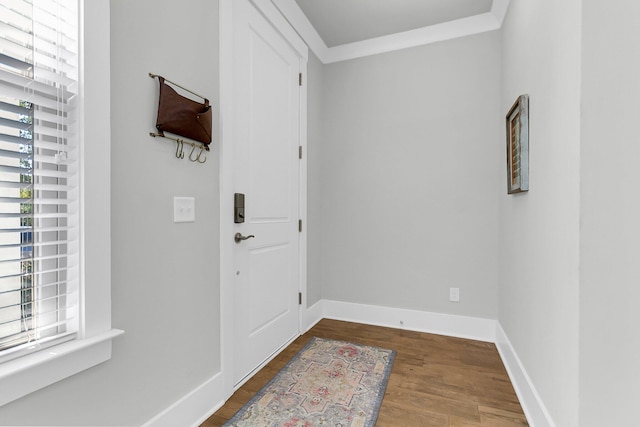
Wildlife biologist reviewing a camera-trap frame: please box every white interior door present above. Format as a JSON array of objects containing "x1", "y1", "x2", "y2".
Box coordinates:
[{"x1": 231, "y1": 0, "x2": 301, "y2": 385}]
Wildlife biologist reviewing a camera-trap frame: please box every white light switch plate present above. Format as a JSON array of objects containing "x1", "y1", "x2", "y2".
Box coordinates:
[{"x1": 174, "y1": 197, "x2": 195, "y2": 223}]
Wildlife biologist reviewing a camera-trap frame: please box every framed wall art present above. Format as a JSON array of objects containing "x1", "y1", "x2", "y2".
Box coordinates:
[{"x1": 506, "y1": 94, "x2": 529, "y2": 194}]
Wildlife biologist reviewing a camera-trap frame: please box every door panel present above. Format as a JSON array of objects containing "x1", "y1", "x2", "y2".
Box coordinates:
[
  {"x1": 248, "y1": 243, "x2": 291, "y2": 334},
  {"x1": 232, "y1": 0, "x2": 301, "y2": 385},
  {"x1": 249, "y1": 30, "x2": 293, "y2": 222}
]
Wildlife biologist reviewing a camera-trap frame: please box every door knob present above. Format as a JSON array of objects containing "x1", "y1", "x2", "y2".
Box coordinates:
[{"x1": 234, "y1": 232, "x2": 255, "y2": 243}]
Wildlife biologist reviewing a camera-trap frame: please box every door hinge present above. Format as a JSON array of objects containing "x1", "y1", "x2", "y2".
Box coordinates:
[
  {"x1": 298, "y1": 219, "x2": 302, "y2": 232},
  {"x1": 299, "y1": 292, "x2": 302, "y2": 305},
  {"x1": 298, "y1": 145, "x2": 302, "y2": 159},
  {"x1": 299, "y1": 73, "x2": 302, "y2": 86}
]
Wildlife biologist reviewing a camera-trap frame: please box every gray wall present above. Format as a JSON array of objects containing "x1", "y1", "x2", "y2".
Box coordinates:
[
  {"x1": 0, "y1": 1, "x2": 221, "y2": 425},
  {"x1": 499, "y1": 0, "x2": 581, "y2": 425},
  {"x1": 580, "y1": 1, "x2": 640, "y2": 424},
  {"x1": 318, "y1": 32, "x2": 502, "y2": 319},
  {"x1": 306, "y1": 51, "x2": 324, "y2": 307}
]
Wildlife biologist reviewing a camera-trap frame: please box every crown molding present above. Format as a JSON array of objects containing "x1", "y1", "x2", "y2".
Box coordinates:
[
  {"x1": 491, "y1": 0, "x2": 511, "y2": 25},
  {"x1": 271, "y1": 0, "x2": 510, "y2": 64},
  {"x1": 271, "y1": 0, "x2": 329, "y2": 61},
  {"x1": 252, "y1": 0, "x2": 308, "y2": 61},
  {"x1": 323, "y1": 13, "x2": 500, "y2": 63}
]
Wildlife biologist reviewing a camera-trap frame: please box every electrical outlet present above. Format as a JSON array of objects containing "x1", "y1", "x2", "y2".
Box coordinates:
[{"x1": 449, "y1": 287, "x2": 460, "y2": 302}]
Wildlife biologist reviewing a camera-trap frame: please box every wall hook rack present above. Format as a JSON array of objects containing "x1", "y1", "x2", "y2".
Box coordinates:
[
  {"x1": 149, "y1": 132, "x2": 208, "y2": 163},
  {"x1": 149, "y1": 72, "x2": 212, "y2": 164}
]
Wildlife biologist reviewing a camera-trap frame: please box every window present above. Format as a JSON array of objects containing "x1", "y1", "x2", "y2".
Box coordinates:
[
  {"x1": 0, "y1": 0, "x2": 119, "y2": 407},
  {"x1": 0, "y1": 0, "x2": 79, "y2": 362}
]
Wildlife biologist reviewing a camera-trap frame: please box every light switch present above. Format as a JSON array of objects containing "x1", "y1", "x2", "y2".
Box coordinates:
[{"x1": 174, "y1": 197, "x2": 195, "y2": 223}]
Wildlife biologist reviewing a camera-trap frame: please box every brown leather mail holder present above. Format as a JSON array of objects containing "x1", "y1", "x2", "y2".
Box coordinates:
[{"x1": 154, "y1": 76, "x2": 212, "y2": 145}]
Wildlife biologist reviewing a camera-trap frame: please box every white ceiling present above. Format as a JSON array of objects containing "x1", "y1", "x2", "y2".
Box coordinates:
[
  {"x1": 295, "y1": 0, "x2": 493, "y2": 47},
  {"x1": 271, "y1": 0, "x2": 511, "y2": 63}
]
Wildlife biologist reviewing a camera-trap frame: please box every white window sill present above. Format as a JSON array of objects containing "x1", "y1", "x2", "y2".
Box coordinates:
[{"x1": 0, "y1": 329, "x2": 124, "y2": 407}]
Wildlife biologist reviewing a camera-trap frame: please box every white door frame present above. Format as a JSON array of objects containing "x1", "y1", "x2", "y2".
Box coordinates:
[{"x1": 219, "y1": 0, "x2": 308, "y2": 398}]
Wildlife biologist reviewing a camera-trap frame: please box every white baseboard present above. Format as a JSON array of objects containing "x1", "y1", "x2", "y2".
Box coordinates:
[
  {"x1": 143, "y1": 301, "x2": 550, "y2": 427},
  {"x1": 304, "y1": 300, "x2": 324, "y2": 332},
  {"x1": 143, "y1": 302, "x2": 323, "y2": 427},
  {"x1": 321, "y1": 299, "x2": 497, "y2": 342},
  {"x1": 495, "y1": 323, "x2": 555, "y2": 427},
  {"x1": 319, "y1": 300, "x2": 552, "y2": 426},
  {"x1": 142, "y1": 372, "x2": 226, "y2": 427}
]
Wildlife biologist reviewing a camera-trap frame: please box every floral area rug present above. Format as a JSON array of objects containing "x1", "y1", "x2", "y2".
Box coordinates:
[{"x1": 223, "y1": 337, "x2": 396, "y2": 427}]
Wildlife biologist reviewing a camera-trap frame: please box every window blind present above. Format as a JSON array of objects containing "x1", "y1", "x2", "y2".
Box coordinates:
[{"x1": 0, "y1": 0, "x2": 79, "y2": 360}]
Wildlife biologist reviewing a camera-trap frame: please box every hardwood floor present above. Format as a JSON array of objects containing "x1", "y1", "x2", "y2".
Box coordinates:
[{"x1": 202, "y1": 319, "x2": 528, "y2": 426}]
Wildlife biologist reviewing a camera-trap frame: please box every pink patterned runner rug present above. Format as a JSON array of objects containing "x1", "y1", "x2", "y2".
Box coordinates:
[{"x1": 223, "y1": 337, "x2": 396, "y2": 427}]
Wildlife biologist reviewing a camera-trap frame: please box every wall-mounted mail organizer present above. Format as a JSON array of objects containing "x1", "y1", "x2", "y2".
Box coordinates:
[{"x1": 149, "y1": 72, "x2": 212, "y2": 164}]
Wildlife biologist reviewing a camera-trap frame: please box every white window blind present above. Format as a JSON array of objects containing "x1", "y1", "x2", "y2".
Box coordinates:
[{"x1": 0, "y1": 0, "x2": 79, "y2": 360}]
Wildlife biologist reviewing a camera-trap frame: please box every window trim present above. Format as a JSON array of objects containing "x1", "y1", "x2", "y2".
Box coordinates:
[{"x1": 0, "y1": 0, "x2": 123, "y2": 407}]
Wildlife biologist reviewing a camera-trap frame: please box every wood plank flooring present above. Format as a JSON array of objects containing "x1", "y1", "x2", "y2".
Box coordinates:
[{"x1": 202, "y1": 319, "x2": 528, "y2": 426}]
